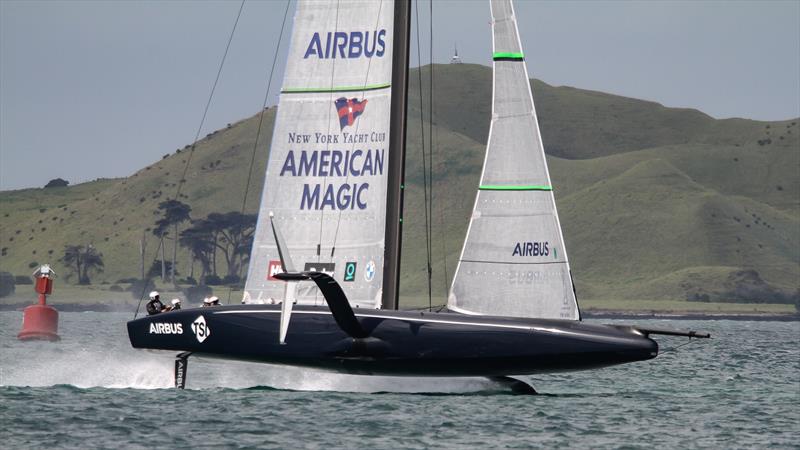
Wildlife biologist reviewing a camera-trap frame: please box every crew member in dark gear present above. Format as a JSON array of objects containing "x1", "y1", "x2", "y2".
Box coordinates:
[{"x1": 146, "y1": 291, "x2": 165, "y2": 315}]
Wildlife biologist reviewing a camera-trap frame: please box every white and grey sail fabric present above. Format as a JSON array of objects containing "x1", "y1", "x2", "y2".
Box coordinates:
[
  {"x1": 448, "y1": 0, "x2": 579, "y2": 320},
  {"x1": 244, "y1": 0, "x2": 395, "y2": 308}
]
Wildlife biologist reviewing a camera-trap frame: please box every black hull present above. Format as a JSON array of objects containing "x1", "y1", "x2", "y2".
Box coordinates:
[{"x1": 127, "y1": 305, "x2": 657, "y2": 376}]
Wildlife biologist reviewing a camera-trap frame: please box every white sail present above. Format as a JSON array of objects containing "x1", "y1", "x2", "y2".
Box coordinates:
[
  {"x1": 448, "y1": 0, "x2": 580, "y2": 320},
  {"x1": 244, "y1": 0, "x2": 396, "y2": 308}
]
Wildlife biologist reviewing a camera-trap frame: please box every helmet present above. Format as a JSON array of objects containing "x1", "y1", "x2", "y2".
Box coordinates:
[
  {"x1": 208, "y1": 296, "x2": 220, "y2": 305},
  {"x1": 171, "y1": 298, "x2": 181, "y2": 306},
  {"x1": 149, "y1": 291, "x2": 159, "y2": 300}
]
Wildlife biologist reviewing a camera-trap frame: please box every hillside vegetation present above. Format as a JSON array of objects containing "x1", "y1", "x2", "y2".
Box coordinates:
[{"x1": 1, "y1": 64, "x2": 797, "y2": 308}]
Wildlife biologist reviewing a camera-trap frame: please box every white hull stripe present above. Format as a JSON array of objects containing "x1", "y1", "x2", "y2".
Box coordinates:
[{"x1": 214, "y1": 309, "x2": 578, "y2": 335}]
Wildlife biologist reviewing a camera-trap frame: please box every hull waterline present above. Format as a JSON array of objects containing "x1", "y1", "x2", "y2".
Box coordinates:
[{"x1": 128, "y1": 305, "x2": 658, "y2": 377}]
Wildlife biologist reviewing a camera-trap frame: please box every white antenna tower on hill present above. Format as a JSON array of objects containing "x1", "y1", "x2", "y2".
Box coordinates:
[{"x1": 450, "y1": 43, "x2": 462, "y2": 64}]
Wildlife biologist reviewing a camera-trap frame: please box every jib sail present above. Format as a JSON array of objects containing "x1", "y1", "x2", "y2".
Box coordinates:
[{"x1": 448, "y1": 0, "x2": 580, "y2": 320}]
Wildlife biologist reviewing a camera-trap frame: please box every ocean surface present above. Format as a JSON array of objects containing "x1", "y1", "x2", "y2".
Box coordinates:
[{"x1": 1, "y1": 311, "x2": 798, "y2": 449}]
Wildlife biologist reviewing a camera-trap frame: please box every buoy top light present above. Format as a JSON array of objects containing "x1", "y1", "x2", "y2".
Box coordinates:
[{"x1": 33, "y1": 264, "x2": 56, "y2": 278}]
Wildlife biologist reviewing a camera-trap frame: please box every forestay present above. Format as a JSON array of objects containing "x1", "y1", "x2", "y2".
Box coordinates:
[
  {"x1": 244, "y1": 0, "x2": 396, "y2": 308},
  {"x1": 448, "y1": 0, "x2": 579, "y2": 320}
]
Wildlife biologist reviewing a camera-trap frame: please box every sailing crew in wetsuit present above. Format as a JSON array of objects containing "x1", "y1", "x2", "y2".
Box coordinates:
[{"x1": 146, "y1": 291, "x2": 165, "y2": 315}]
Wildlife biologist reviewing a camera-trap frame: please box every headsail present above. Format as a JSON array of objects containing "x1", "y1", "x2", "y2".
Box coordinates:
[
  {"x1": 448, "y1": 0, "x2": 580, "y2": 320},
  {"x1": 244, "y1": 0, "x2": 397, "y2": 309}
]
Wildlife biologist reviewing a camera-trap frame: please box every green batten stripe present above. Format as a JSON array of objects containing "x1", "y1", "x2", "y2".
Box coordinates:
[
  {"x1": 493, "y1": 52, "x2": 524, "y2": 61},
  {"x1": 479, "y1": 185, "x2": 552, "y2": 191},
  {"x1": 281, "y1": 83, "x2": 391, "y2": 94}
]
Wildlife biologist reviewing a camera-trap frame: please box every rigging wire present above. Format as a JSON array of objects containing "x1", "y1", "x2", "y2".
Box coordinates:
[
  {"x1": 428, "y1": 0, "x2": 436, "y2": 311},
  {"x1": 315, "y1": 0, "x2": 342, "y2": 270},
  {"x1": 230, "y1": 0, "x2": 292, "y2": 303},
  {"x1": 414, "y1": 0, "x2": 433, "y2": 312},
  {"x1": 329, "y1": 0, "x2": 386, "y2": 256},
  {"x1": 428, "y1": 1, "x2": 449, "y2": 308},
  {"x1": 135, "y1": 0, "x2": 246, "y2": 318}
]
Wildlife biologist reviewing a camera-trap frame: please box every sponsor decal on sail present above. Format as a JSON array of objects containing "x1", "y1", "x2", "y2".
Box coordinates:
[
  {"x1": 335, "y1": 98, "x2": 367, "y2": 130},
  {"x1": 303, "y1": 262, "x2": 335, "y2": 276},
  {"x1": 279, "y1": 145, "x2": 385, "y2": 211},
  {"x1": 364, "y1": 260, "x2": 376, "y2": 282},
  {"x1": 303, "y1": 30, "x2": 387, "y2": 59},
  {"x1": 267, "y1": 260, "x2": 283, "y2": 281},
  {"x1": 344, "y1": 262, "x2": 357, "y2": 282},
  {"x1": 149, "y1": 322, "x2": 183, "y2": 335},
  {"x1": 512, "y1": 241, "x2": 550, "y2": 257}
]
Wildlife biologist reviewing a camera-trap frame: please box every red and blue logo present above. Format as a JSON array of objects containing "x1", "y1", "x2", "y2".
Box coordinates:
[{"x1": 335, "y1": 97, "x2": 367, "y2": 130}]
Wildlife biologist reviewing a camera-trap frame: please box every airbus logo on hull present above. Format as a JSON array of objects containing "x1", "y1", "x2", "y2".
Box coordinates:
[
  {"x1": 512, "y1": 241, "x2": 550, "y2": 257},
  {"x1": 149, "y1": 322, "x2": 183, "y2": 335},
  {"x1": 304, "y1": 30, "x2": 387, "y2": 59}
]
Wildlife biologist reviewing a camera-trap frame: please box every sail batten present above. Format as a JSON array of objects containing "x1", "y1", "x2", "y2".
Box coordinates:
[{"x1": 448, "y1": 0, "x2": 580, "y2": 321}]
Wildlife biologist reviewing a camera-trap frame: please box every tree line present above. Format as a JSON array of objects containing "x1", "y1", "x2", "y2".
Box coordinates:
[
  {"x1": 149, "y1": 200, "x2": 256, "y2": 285},
  {"x1": 57, "y1": 200, "x2": 256, "y2": 286}
]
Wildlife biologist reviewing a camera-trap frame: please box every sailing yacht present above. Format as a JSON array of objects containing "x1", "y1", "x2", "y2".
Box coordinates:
[{"x1": 127, "y1": 0, "x2": 707, "y2": 393}]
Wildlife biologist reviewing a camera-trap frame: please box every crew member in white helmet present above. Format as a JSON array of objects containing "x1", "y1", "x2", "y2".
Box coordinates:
[
  {"x1": 146, "y1": 291, "x2": 165, "y2": 315},
  {"x1": 202, "y1": 296, "x2": 220, "y2": 307},
  {"x1": 165, "y1": 298, "x2": 181, "y2": 311}
]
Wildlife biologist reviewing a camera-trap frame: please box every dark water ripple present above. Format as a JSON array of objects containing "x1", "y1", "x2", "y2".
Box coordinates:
[{"x1": 1, "y1": 313, "x2": 798, "y2": 449}]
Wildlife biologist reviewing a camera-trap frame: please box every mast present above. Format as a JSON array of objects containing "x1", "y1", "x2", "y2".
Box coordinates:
[{"x1": 381, "y1": 0, "x2": 412, "y2": 310}]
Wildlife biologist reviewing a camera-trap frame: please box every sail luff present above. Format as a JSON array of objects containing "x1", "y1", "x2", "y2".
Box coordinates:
[{"x1": 447, "y1": 0, "x2": 579, "y2": 320}]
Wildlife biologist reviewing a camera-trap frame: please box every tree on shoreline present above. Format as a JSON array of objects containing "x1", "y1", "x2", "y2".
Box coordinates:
[
  {"x1": 60, "y1": 244, "x2": 104, "y2": 285},
  {"x1": 154, "y1": 200, "x2": 191, "y2": 284},
  {"x1": 179, "y1": 212, "x2": 256, "y2": 282}
]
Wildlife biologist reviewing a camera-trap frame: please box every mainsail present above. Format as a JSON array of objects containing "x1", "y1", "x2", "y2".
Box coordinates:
[
  {"x1": 244, "y1": 0, "x2": 397, "y2": 309},
  {"x1": 448, "y1": 0, "x2": 580, "y2": 320}
]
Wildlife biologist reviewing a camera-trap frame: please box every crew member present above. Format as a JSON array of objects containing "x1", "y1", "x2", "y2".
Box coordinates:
[
  {"x1": 165, "y1": 298, "x2": 181, "y2": 311},
  {"x1": 202, "y1": 296, "x2": 220, "y2": 307},
  {"x1": 146, "y1": 291, "x2": 165, "y2": 315}
]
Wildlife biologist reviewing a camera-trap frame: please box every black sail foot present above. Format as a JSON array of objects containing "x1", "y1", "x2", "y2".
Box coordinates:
[
  {"x1": 175, "y1": 352, "x2": 192, "y2": 389},
  {"x1": 488, "y1": 376, "x2": 538, "y2": 395}
]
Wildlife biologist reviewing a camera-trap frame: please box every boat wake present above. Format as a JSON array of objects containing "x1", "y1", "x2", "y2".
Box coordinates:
[{"x1": 0, "y1": 344, "x2": 502, "y2": 393}]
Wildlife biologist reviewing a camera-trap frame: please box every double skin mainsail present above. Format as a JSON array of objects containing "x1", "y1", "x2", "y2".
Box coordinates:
[{"x1": 244, "y1": 0, "x2": 401, "y2": 310}]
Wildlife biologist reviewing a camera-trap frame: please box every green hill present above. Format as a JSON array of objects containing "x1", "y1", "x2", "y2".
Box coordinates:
[{"x1": 1, "y1": 64, "x2": 797, "y2": 309}]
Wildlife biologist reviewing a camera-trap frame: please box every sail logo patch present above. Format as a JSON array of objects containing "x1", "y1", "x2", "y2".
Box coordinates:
[
  {"x1": 304, "y1": 262, "x2": 335, "y2": 277},
  {"x1": 364, "y1": 260, "x2": 376, "y2": 282},
  {"x1": 304, "y1": 30, "x2": 387, "y2": 59},
  {"x1": 267, "y1": 260, "x2": 283, "y2": 281},
  {"x1": 335, "y1": 98, "x2": 367, "y2": 130},
  {"x1": 191, "y1": 315, "x2": 211, "y2": 343},
  {"x1": 149, "y1": 322, "x2": 183, "y2": 335},
  {"x1": 512, "y1": 241, "x2": 550, "y2": 257},
  {"x1": 279, "y1": 149, "x2": 385, "y2": 211},
  {"x1": 344, "y1": 262, "x2": 357, "y2": 282}
]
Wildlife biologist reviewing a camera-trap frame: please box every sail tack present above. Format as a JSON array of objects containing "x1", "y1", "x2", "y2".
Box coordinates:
[
  {"x1": 245, "y1": 0, "x2": 396, "y2": 308},
  {"x1": 448, "y1": 0, "x2": 580, "y2": 320}
]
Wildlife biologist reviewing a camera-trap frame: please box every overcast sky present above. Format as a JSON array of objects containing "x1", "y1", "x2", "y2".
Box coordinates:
[{"x1": 1, "y1": 0, "x2": 798, "y2": 191}]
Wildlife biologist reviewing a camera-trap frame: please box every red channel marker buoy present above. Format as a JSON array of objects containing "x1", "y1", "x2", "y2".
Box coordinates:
[{"x1": 18, "y1": 264, "x2": 60, "y2": 341}]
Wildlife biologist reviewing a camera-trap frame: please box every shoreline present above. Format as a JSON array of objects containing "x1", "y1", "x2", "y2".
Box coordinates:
[{"x1": 1, "y1": 302, "x2": 797, "y2": 321}]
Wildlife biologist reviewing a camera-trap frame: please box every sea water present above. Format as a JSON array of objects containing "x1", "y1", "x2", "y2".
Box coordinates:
[{"x1": 1, "y1": 312, "x2": 798, "y2": 449}]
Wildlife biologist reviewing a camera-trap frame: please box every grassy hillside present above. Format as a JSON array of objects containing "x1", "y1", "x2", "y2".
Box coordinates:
[{"x1": 1, "y1": 64, "x2": 797, "y2": 309}]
